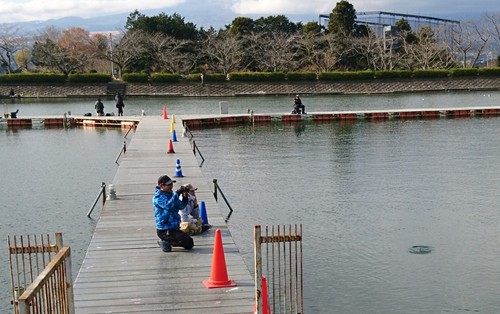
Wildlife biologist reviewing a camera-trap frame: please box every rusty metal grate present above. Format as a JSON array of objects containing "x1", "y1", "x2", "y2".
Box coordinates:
[
  {"x1": 254, "y1": 224, "x2": 303, "y2": 314},
  {"x1": 7, "y1": 232, "x2": 74, "y2": 314}
]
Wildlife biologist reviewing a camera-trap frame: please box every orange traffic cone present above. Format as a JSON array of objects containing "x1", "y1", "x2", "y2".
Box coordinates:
[
  {"x1": 163, "y1": 106, "x2": 168, "y2": 119},
  {"x1": 262, "y1": 276, "x2": 271, "y2": 314},
  {"x1": 254, "y1": 276, "x2": 271, "y2": 314},
  {"x1": 203, "y1": 229, "x2": 236, "y2": 289},
  {"x1": 167, "y1": 139, "x2": 175, "y2": 153}
]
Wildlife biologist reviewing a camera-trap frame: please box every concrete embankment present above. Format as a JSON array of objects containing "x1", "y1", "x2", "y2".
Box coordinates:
[{"x1": 1, "y1": 76, "x2": 499, "y2": 98}]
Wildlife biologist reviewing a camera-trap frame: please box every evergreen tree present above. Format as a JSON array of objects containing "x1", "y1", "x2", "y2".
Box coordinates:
[
  {"x1": 396, "y1": 18, "x2": 418, "y2": 44},
  {"x1": 125, "y1": 10, "x2": 199, "y2": 40},
  {"x1": 328, "y1": 0, "x2": 356, "y2": 36}
]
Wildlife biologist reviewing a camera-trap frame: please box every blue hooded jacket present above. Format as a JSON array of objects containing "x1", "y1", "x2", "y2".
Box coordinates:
[{"x1": 153, "y1": 186, "x2": 188, "y2": 231}]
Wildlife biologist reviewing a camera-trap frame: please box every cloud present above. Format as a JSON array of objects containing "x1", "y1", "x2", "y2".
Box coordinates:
[
  {"x1": 230, "y1": 0, "x2": 495, "y2": 20},
  {"x1": 0, "y1": 0, "x2": 185, "y2": 23},
  {"x1": 0, "y1": 0, "x2": 495, "y2": 27},
  {"x1": 231, "y1": 0, "x2": 332, "y2": 15}
]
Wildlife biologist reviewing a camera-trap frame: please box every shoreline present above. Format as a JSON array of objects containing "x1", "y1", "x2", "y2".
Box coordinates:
[{"x1": 0, "y1": 76, "x2": 499, "y2": 99}]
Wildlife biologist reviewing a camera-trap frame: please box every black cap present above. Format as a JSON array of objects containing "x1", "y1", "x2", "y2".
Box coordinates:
[{"x1": 158, "y1": 175, "x2": 176, "y2": 185}]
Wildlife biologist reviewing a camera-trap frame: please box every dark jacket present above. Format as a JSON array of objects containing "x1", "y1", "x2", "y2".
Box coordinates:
[{"x1": 94, "y1": 101, "x2": 104, "y2": 111}]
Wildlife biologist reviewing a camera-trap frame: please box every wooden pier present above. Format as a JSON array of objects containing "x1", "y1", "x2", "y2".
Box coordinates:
[{"x1": 73, "y1": 116, "x2": 255, "y2": 313}]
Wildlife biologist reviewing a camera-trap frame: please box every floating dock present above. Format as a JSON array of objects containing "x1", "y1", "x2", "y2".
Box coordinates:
[
  {"x1": 2, "y1": 105, "x2": 500, "y2": 130},
  {"x1": 181, "y1": 106, "x2": 500, "y2": 128},
  {"x1": 0, "y1": 115, "x2": 141, "y2": 128}
]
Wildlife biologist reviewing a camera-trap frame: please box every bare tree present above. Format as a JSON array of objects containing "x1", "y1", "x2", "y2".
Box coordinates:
[
  {"x1": 0, "y1": 24, "x2": 29, "y2": 73},
  {"x1": 96, "y1": 30, "x2": 147, "y2": 78},
  {"x1": 86, "y1": 33, "x2": 111, "y2": 73},
  {"x1": 145, "y1": 32, "x2": 194, "y2": 73},
  {"x1": 247, "y1": 31, "x2": 298, "y2": 72},
  {"x1": 485, "y1": 13, "x2": 500, "y2": 41},
  {"x1": 404, "y1": 41, "x2": 455, "y2": 69},
  {"x1": 352, "y1": 31, "x2": 386, "y2": 71},
  {"x1": 451, "y1": 21, "x2": 490, "y2": 67},
  {"x1": 299, "y1": 33, "x2": 348, "y2": 72},
  {"x1": 485, "y1": 13, "x2": 500, "y2": 65},
  {"x1": 202, "y1": 29, "x2": 244, "y2": 75}
]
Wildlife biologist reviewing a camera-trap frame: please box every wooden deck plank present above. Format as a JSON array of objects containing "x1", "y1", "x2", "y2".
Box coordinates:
[{"x1": 74, "y1": 116, "x2": 255, "y2": 313}]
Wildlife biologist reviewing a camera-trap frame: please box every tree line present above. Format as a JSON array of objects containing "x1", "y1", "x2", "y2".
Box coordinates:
[{"x1": 1, "y1": 0, "x2": 499, "y2": 78}]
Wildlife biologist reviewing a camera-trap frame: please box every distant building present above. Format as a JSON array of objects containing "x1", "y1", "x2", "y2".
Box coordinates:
[
  {"x1": 319, "y1": 10, "x2": 460, "y2": 48},
  {"x1": 383, "y1": 25, "x2": 402, "y2": 51}
]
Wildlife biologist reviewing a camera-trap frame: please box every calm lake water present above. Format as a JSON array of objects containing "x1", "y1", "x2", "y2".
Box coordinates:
[
  {"x1": 192, "y1": 118, "x2": 500, "y2": 313},
  {"x1": 1, "y1": 90, "x2": 499, "y2": 117},
  {"x1": 0, "y1": 127, "x2": 125, "y2": 314},
  {"x1": 1, "y1": 92, "x2": 500, "y2": 313}
]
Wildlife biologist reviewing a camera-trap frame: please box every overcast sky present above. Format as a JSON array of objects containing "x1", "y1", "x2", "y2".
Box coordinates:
[{"x1": 0, "y1": 0, "x2": 495, "y2": 24}]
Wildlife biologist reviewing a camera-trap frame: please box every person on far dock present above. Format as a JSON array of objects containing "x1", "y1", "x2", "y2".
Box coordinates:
[
  {"x1": 115, "y1": 92, "x2": 125, "y2": 116},
  {"x1": 94, "y1": 98, "x2": 104, "y2": 116},
  {"x1": 292, "y1": 94, "x2": 306, "y2": 114}
]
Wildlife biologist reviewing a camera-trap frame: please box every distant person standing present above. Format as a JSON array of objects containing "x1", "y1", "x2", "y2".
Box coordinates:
[
  {"x1": 115, "y1": 92, "x2": 125, "y2": 116},
  {"x1": 94, "y1": 98, "x2": 104, "y2": 116}
]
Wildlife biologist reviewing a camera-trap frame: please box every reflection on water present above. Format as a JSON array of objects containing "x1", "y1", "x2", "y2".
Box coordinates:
[{"x1": 192, "y1": 117, "x2": 500, "y2": 313}]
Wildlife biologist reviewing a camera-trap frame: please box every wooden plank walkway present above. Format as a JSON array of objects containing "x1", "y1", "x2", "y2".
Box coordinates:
[{"x1": 73, "y1": 116, "x2": 255, "y2": 313}]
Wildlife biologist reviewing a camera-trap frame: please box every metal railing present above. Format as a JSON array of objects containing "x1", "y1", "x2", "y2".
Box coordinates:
[
  {"x1": 192, "y1": 140, "x2": 205, "y2": 167},
  {"x1": 123, "y1": 124, "x2": 135, "y2": 139},
  {"x1": 114, "y1": 141, "x2": 127, "y2": 164},
  {"x1": 184, "y1": 122, "x2": 204, "y2": 166},
  {"x1": 87, "y1": 182, "x2": 106, "y2": 217},
  {"x1": 17, "y1": 247, "x2": 74, "y2": 314},
  {"x1": 254, "y1": 224, "x2": 303, "y2": 314},
  {"x1": 212, "y1": 179, "x2": 234, "y2": 222},
  {"x1": 183, "y1": 122, "x2": 194, "y2": 140},
  {"x1": 8, "y1": 233, "x2": 74, "y2": 314}
]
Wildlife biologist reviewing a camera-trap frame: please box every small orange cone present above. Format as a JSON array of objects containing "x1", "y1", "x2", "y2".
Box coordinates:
[
  {"x1": 262, "y1": 276, "x2": 271, "y2": 314},
  {"x1": 163, "y1": 106, "x2": 168, "y2": 119},
  {"x1": 167, "y1": 139, "x2": 175, "y2": 153},
  {"x1": 203, "y1": 229, "x2": 236, "y2": 289}
]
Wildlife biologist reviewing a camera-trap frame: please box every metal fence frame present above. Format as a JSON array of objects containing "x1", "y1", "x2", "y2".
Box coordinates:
[
  {"x1": 254, "y1": 224, "x2": 303, "y2": 314},
  {"x1": 17, "y1": 247, "x2": 74, "y2": 314},
  {"x1": 7, "y1": 232, "x2": 74, "y2": 314}
]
